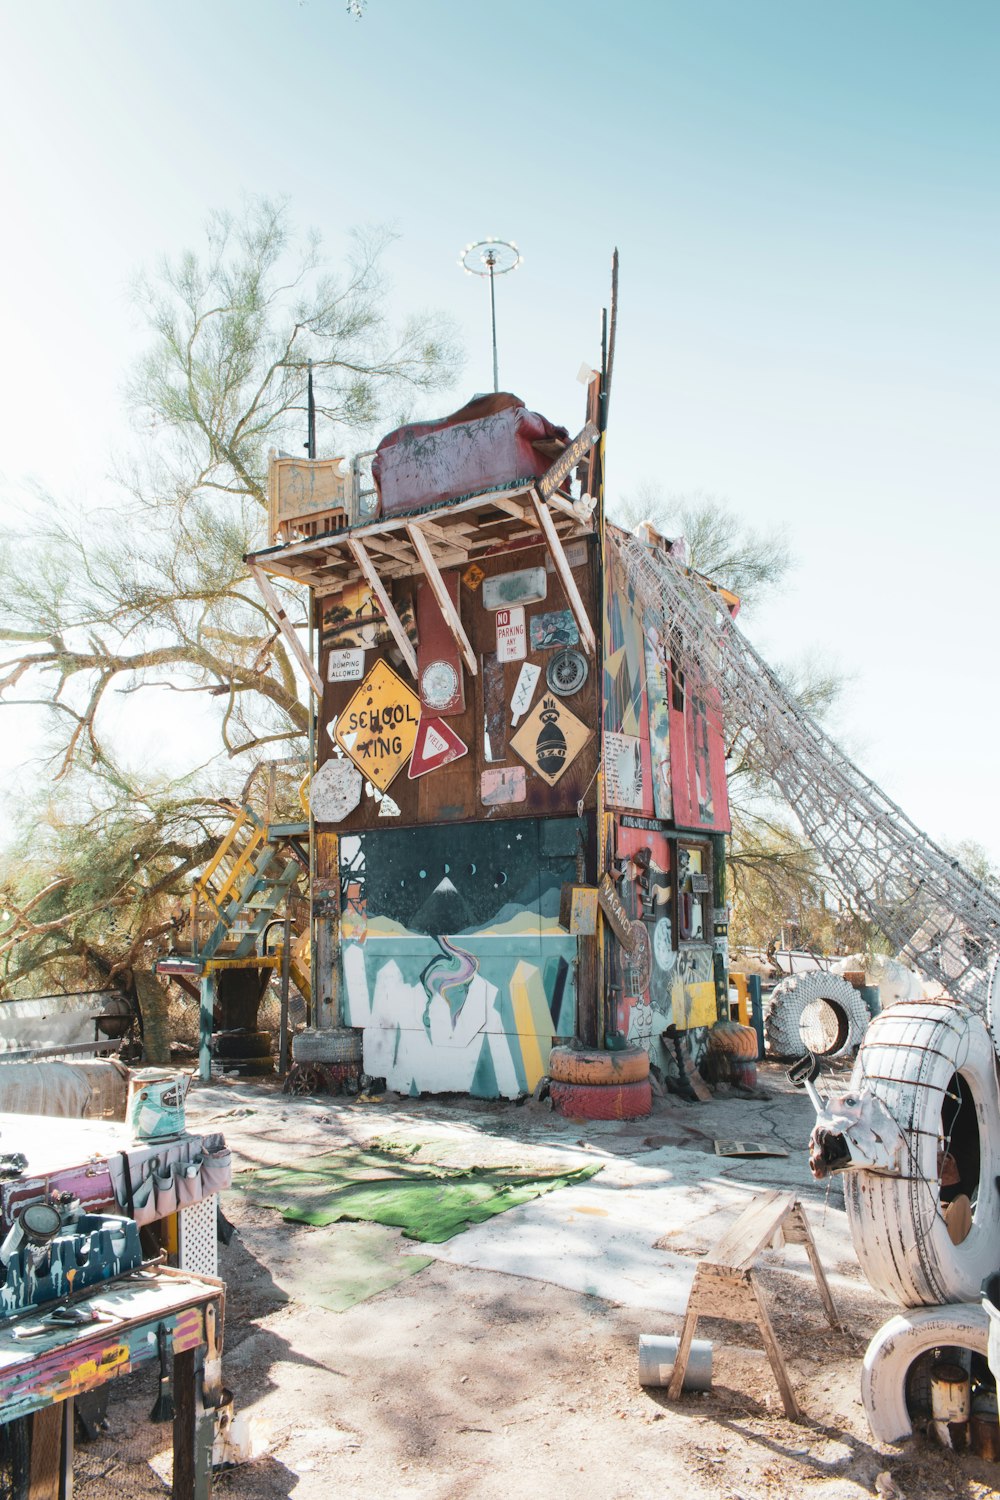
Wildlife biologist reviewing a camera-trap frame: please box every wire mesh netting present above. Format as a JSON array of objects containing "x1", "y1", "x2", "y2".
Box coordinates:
[{"x1": 612, "y1": 528, "x2": 1000, "y2": 1013}]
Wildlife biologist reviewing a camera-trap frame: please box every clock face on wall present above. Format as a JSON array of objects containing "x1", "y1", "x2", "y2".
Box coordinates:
[{"x1": 420, "y1": 660, "x2": 460, "y2": 712}]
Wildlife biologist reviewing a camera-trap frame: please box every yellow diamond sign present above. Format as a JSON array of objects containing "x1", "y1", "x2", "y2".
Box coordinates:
[{"x1": 333, "y1": 660, "x2": 421, "y2": 792}]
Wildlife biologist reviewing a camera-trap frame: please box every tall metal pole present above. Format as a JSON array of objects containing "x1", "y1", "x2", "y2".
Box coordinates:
[
  {"x1": 305, "y1": 359, "x2": 316, "y2": 459},
  {"x1": 460, "y1": 239, "x2": 521, "y2": 394},
  {"x1": 488, "y1": 253, "x2": 499, "y2": 393}
]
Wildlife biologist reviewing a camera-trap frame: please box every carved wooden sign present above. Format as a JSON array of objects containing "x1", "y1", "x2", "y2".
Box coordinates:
[
  {"x1": 597, "y1": 873, "x2": 638, "y2": 953},
  {"x1": 537, "y1": 421, "x2": 599, "y2": 500}
]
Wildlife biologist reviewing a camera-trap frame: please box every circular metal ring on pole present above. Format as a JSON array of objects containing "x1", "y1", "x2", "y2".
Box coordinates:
[
  {"x1": 460, "y1": 239, "x2": 521, "y2": 278},
  {"x1": 458, "y1": 237, "x2": 522, "y2": 393}
]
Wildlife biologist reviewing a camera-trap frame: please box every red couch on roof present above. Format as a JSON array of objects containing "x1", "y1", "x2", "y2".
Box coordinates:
[{"x1": 371, "y1": 392, "x2": 570, "y2": 517}]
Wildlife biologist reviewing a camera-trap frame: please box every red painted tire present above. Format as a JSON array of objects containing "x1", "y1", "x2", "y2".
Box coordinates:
[
  {"x1": 550, "y1": 1078, "x2": 652, "y2": 1120},
  {"x1": 730, "y1": 1059, "x2": 758, "y2": 1089},
  {"x1": 548, "y1": 1045, "x2": 649, "y2": 1086}
]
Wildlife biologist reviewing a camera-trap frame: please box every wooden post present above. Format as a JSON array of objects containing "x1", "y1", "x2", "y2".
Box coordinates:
[
  {"x1": 29, "y1": 1404, "x2": 62, "y2": 1500},
  {"x1": 278, "y1": 910, "x2": 291, "y2": 1076},
  {"x1": 405, "y1": 525, "x2": 478, "y2": 675},
  {"x1": 60, "y1": 1395, "x2": 73, "y2": 1500},
  {"x1": 346, "y1": 538, "x2": 418, "y2": 678},
  {"x1": 172, "y1": 1346, "x2": 212, "y2": 1499},
  {"x1": 528, "y1": 489, "x2": 597, "y2": 654},
  {"x1": 199, "y1": 973, "x2": 215, "y2": 1083},
  {"x1": 248, "y1": 564, "x2": 324, "y2": 700}
]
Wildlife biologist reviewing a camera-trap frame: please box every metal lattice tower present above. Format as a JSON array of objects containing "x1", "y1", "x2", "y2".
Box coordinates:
[{"x1": 611, "y1": 529, "x2": 1000, "y2": 1014}]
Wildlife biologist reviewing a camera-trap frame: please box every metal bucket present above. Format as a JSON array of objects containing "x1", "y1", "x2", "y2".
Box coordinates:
[
  {"x1": 127, "y1": 1069, "x2": 190, "y2": 1141},
  {"x1": 638, "y1": 1334, "x2": 713, "y2": 1391}
]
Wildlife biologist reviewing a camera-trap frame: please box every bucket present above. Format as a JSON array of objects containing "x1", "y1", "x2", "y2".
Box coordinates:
[
  {"x1": 127, "y1": 1069, "x2": 190, "y2": 1141},
  {"x1": 971, "y1": 1392, "x2": 1000, "y2": 1461},
  {"x1": 638, "y1": 1334, "x2": 712, "y2": 1392}
]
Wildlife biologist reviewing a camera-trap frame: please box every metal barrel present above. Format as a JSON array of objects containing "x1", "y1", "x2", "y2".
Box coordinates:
[{"x1": 638, "y1": 1334, "x2": 712, "y2": 1391}]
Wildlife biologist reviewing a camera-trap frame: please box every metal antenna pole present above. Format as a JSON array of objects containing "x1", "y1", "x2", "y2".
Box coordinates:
[
  {"x1": 488, "y1": 253, "x2": 499, "y2": 392},
  {"x1": 305, "y1": 359, "x2": 316, "y2": 459},
  {"x1": 459, "y1": 238, "x2": 521, "y2": 393}
]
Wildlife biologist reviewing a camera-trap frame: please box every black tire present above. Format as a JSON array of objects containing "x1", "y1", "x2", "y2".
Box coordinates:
[{"x1": 214, "y1": 1029, "x2": 273, "y2": 1060}]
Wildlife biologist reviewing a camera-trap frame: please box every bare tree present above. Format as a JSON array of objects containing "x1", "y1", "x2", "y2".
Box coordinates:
[{"x1": 0, "y1": 199, "x2": 462, "y2": 996}]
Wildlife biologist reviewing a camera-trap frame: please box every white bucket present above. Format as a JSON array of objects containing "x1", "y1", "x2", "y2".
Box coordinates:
[
  {"x1": 638, "y1": 1334, "x2": 713, "y2": 1391},
  {"x1": 127, "y1": 1069, "x2": 190, "y2": 1141}
]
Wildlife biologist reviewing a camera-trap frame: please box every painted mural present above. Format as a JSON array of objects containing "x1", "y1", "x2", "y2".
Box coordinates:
[
  {"x1": 339, "y1": 817, "x2": 583, "y2": 1098},
  {"x1": 602, "y1": 549, "x2": 653, "y2": 814}
]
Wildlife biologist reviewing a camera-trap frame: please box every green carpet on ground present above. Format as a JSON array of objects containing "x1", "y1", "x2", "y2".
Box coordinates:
[
  {"x1": 268, "y1": 1221, "x2": 433, "y2": 1312},
  {"x1": 233, "y1": 1143, "x2": 601, "y2": 1242}
]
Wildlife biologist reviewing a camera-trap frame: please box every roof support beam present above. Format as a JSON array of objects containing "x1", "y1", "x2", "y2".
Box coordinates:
[
  {"x1": 248, "y1": 563, "x2": 324, "y2": 700},
  {"x1": 528, "y1": 489, "x2": 597, "y2": 656},
  {"x1": 346, "y1": 538, "x2": 418, "y2": 678},
  {"x1": 405, "y1": 523, "x2": 478, "y2": 676}
]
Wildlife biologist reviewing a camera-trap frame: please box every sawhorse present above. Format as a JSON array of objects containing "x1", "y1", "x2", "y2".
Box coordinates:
[{"x1": 667, "y1": 1189, "x2": 839, "y2": 1422}]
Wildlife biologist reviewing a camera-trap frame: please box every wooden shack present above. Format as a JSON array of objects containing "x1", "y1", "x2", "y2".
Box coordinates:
[{"x1": 246, "y1": 383, "x2": 732, "y2": 1098}]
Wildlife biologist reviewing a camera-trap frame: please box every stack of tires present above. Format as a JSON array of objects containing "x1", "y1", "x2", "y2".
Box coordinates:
[
  {"x1": 764, "y1": 971, "x2": 870, "y2": 1061},
  {"x1": 845, "y1": 1001, "x2": 1000, "y2": 1441},
  {"x1": 547, "y1": 1046, "x2": 652, "y2": 1120},
  {"x1": 705, "y1": 1020, "x2": 759, "y2": 1089}
]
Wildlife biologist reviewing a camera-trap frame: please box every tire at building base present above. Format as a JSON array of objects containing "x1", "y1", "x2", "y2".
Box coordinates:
[
  {"x1": 706, "y1": 1022, "x2": 758, "y2": 1059},
  {"x1": 763, "y1": 972, "x2": 869, "y2": 1059},
  {"x1": 292, "y1": 1028, "x2": 363, "y2": 1065},
  {"x1": 862, "y1": 1302, "x2": 990, "y2": 1443},
  {"x1": 844, "y1": 1001, "x2": 1000, "y2": 1306},
  {"x1": 213, "y1": 1029, "x2": 273, "y2": 1060},
  {"x1": 548, "y1": 1046, "x2": 649, "y2": 1086},
  {"x1": 730, "y1": 1059, "x2": 758, "y2": 1090},
  {"x1": 550, "y1": 1078, "x2": 652, "y2": 1120}
]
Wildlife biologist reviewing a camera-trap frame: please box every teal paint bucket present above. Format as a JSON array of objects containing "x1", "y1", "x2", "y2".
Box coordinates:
[{"x1": 126, "y1": 1068, "x2": 191, "y2": 1141}]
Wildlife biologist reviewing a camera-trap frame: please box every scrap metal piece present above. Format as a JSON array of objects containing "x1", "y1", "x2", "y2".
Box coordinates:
[
  {"x1": 807, "y1": 1088, "x2": 905, "y2": 1179},
  {"x1": 546, "y1": 648, "x2": 588, "y2": 698}
]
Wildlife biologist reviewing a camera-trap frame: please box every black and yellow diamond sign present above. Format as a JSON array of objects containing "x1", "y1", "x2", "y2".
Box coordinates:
[{"x1": 509, "y1": 693, "x2": 592, "y2": 787}]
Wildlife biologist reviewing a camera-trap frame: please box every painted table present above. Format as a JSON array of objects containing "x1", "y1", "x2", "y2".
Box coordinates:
[
  {"x1": 0, "y1": 1266, "x2": 223, "y2": 1497},
  {"x1": 0, "y1": 1114, "x2": 224, "y2": 1236}
]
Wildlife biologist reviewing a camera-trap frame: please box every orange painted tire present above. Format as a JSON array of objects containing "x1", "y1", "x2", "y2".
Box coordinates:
[
  {"x1": 550, "y1": 1078, "x2": 652, "y2": 1120},
  {"x1": 706, "y1": 1022, "x2": 759, "y2": 1060},
  {"x1": 548, "y1": 1045, "x2": 649, "y2": 1086}
]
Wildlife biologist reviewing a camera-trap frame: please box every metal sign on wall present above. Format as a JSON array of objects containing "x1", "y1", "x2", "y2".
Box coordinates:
[
  {"x1": 333, "y1": 659, "x2": 421, "y2": 792},
  {"x1": 509, "y1": 694, "x2": 592, "y2": 787}
]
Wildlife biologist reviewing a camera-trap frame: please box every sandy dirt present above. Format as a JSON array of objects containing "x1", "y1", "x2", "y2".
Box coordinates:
[{"x1": 74, "y1": 1066, "x2": 1000, "y2": 1499}]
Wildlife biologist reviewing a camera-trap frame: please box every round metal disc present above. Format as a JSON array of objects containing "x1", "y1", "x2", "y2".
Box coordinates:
[{"x1": 546, "y1": 648, "x2": 588, "y2": 697}]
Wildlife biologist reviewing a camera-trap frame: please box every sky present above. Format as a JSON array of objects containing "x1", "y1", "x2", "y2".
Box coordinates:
[{"x1": 0, "y1": 1, "x2": 997, "y2": 858}]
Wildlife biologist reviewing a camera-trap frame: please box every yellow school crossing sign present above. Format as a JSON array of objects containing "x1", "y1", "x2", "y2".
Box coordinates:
[{"x1": 333, "y1": 660, "x2": 421, "y2": 792}]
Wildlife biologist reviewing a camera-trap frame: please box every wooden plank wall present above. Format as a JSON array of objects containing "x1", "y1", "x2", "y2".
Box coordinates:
[{"x1": 318, "y1": 535, "x2": 600, "y2": 834}]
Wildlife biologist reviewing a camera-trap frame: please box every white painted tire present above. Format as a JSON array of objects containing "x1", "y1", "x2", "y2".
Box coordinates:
[
  {"x1": 862, "y1": 1302, "x2": 989, "y2": 1442},
  {"x1": 844, "y1": 1001, "x2": 1000, "y2": 1306},
  {"x1": 763, "y1": 972, "x2": 869, "y2": 1059}
]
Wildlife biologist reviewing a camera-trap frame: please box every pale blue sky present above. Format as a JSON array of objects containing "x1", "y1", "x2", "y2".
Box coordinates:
[{"x1": 0, "y1": 3, "x2": 997, "y2": 856}]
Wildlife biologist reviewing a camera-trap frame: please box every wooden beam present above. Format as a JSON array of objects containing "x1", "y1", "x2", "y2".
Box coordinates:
[
  {"x1": 405, "y1": 524, "x2": 478, "y2": 676},
  {"x1": 528, "y1": 490, "x2": 597, "y2": 655},
  {"x1": 248, "y1": 563, "x2": 324, "y2": 700},
  {"x1": 346, "y1": 538, "x2": 418, "y2": 678}
]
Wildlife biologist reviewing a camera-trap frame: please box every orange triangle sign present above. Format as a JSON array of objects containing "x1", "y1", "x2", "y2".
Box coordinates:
[{"x1": 407, "y1": 716, "x2": 469, "y2": 780}]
